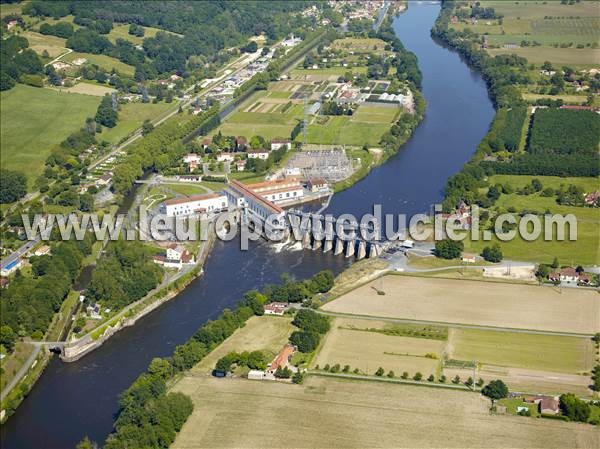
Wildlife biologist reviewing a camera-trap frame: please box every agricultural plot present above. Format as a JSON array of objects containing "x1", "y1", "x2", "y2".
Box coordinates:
[
  {"x1": 99, "y1": 101, "x2": 173, "y2": 144},
  {"x1": 448, "y1": 329, "x2": 594, "y2": 374},
  {"x1": 313, "y1": 318, "x2": 443, "y2": 377},
  {"x1": 171, "y1": 376, "x2": 600, "y2": 449},
  {"x1": 0, "y1": 85, "x2": 100, "y2": 189},
  {"x1": 304, "y1": 113, "x2": 395, "y2": 147},
  {"x1": 191, "y1": 315, "x2": 293, "y2": 374},
  {"x1": 107, "y1": 24, "x2": 181, "y2": 45},
  {"x1": 20, "y1": 31, "x2": 68, "y2": 58},
  {"x1": 331, "y1": 37, "x2": 389, "y2": 53},
  {"x1": 454, "y1": 1, "x2": 600, "y2": 66},
  {"x1": 322, "y1": 276, "x2": 600, "y2": 334}
]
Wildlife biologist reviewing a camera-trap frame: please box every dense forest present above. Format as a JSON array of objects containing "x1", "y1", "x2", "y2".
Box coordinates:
[
  {"x1": 0, "y1": 35, "x2": 44, "y2": 90},
  {"x1": 85, "y1": 240, "x2": 163, "y2": 311},
  {"x1": 23, "y1": 1, "x2": 317, "y2": 79},
  {"x1": 101, "y1": 270, "x2": 334, "y2": 449},
  {"x1": 0, "y1": 234, "x2": 95, "y2": 341}
]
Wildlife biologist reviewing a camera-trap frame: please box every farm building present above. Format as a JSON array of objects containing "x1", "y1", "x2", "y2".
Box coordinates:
[
  {"x1": 264, "y1": 302, "x2": 287, "y2": 316},
  {"x1": 267, "y1": 344, "x2": 295, "y2": 374}
]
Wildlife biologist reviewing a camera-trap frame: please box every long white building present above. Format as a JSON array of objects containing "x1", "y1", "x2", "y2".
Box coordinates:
[{"x1": 161, "y1": 193, "x2": 228, "y2": 217}]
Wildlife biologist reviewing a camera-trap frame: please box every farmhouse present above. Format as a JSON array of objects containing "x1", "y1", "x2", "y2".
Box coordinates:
[
  {"x1": 161, "y1": 193, "x2": 228, "y2": 217},
  {"x1": 154, "y1": 243, "x2": 195, "y2": 269},
  {"x1": 246, "y1": 179, "x2": 304, "y2": 204},
  {"x1": 264, "y1": 302, "x2": 287, "y2": 315},
  {"x1": 523, "y1": 395, "x2": 560, "y2": 415},
  {"x1": 267, "y1": 344, "x2": 295, "y2": 374},
  {"x1": 96, "y1": 172, "x2": 113, "y2": 187},
  {"x1": 235, "y1": 136, "x2": 248, "y2": 151}
]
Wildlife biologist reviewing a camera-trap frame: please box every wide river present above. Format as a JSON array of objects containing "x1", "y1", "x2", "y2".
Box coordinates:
[{"x1": 0, "y1": 3, "x2": 494, "y2": 448}]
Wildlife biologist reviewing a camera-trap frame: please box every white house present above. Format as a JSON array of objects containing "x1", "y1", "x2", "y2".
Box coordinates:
[
  {"x1": 161, "y1": 193, "x2": 228, "y2": 217},
  {"x1": 247, "y1": 149, "x2": 269, "y2": 160},
  {"x1": 234, "y1": 160, "x2": 247, "y2": 171},
  {"x1": 216, "y1": 152, "x2": 234, "y2": 162},
  {"x1": 270, "y1": 139, "x2": 291, "y2": 151},
  {"x1": 183, "y1": 153, "x2": 201, "y2": 164},
  {"x1": 264, "y1": 302, "x2": 287, "y2": 315}
]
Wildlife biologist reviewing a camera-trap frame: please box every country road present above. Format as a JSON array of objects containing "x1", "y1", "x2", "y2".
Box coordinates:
[{"x1": 0, "y1": 346, "x2": 41, "y2": 403}]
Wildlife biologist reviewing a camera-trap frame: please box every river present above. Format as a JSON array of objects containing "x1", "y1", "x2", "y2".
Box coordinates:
[{"x1": 0, "y1": 3, "x2": 494, "y2": 448}]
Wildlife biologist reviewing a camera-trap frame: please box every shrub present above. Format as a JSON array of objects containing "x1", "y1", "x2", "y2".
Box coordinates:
[{"x1": 375, "y1": 367, "x2": 385, "y2": 376}]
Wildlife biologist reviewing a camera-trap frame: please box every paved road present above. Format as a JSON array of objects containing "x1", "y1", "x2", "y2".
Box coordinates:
[{"x1": 0, "y1": 346, "x2": 41, "y2": 402}]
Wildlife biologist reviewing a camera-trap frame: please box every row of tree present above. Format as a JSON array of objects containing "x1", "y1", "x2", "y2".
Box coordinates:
[{"x1": 101, "y1": 270, "x2": 334, "y2": 448}]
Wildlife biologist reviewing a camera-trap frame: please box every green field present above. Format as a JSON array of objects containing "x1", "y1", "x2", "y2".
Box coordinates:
[
  {"x1": 303, "y1": 115, "x2": 390, "y2": 147},
  {"x1": 107, "y1": 24, "x2": 182, "y2": 45},
  {"x1": 20, "y1": 31, "x2": 68, "y2": 59},
  {"x1": 489, "y1": 175, "x2": 599, "y2": 193},
  {"x1": 0, "y1": 85, "x2": 100, "y2": 189},
  {"x1": 100, "y1": 101, "x2": 173, "y2": 144},
  {"x1": 62, "y1": 51, "x2": 135, "y2": 76},
  {"x1": 450, "y1": 329, "x2": 594, "y2": 374},
  {"x1": 290, "y1": 66, "x2": 367, "y2": 78}
]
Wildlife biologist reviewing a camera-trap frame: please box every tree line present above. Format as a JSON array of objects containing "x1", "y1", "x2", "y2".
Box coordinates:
[
  {"x1": 85, "y1": 240, "x2": 163, "y2": 311},
  {"x1": 1, "y1": 233, "x2": 95, "y2": 342}
]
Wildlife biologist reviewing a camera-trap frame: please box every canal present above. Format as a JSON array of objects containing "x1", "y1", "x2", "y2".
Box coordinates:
[{"x1": 0, "y1": 3, "x2": 494, "y2": 448}]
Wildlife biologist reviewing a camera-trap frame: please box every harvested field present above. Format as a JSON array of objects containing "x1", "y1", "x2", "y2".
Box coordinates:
[
  {"x1": 191, "y1": 315, "x2": 293, "y2": 373},
  {"x1": 171, "y1": 376, "x2": 600, "y2": 449},
  {"x1": 312, "y1": 318, "x2": 443, "y2": 377},
  {"x1": 322, "y1": 275, "x2": 600, "y2": 334}
]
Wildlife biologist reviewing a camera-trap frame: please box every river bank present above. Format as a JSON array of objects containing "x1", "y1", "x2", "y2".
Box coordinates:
[{"x1": 0, "y1": 3, "x2": 498, "y2": 447}]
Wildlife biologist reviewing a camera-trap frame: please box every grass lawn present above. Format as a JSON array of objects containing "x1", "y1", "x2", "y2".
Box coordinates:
[
  {"x1": 351, "y1": 105, "x2": 400, "y2": 123},
  {"x1": 62, "y1": 51, "x2": 135, "y2": 76},
  {"x1": 107, "y1": 24, "x2": 182, "y2": 46},
  {"x1": 218, "y1": 123, "x2": 295, "y2": 141},
  {"x1": 20, "y1": 31, "x2": 68, "y2": 58},
  {"x1": 303, "y1": 116, "x2": 390, "y2": 147},
  {"x1": 463, "y1": 188, "x2": 600, "y2": 265},
  {"x1": 489, "y1": 175, "x2": 599, "y2": 193},
  {"x1": 0, "y1": 1, "x2": 22, "y2": 17},
  {"x1": 498, "y1": 397, "x2": 540, "y2": 417},
  {"x1": 161, "y1": 183, "x2": 212, "y2": 196},
  {"x1": 99, "y1": 101, "x2": 173, "y2": 144},
  {"x1": 449, "y1": 328, "x2": 595, "y2": 374},
  {"x1": 171, "y1": 376, "x2": 600, "y2": 449},
  {"x1": 191, "y1": 315, "x2": 293, "y2": 373},
  {"x1": 0, "y1": 84, "x2": 100, "y2": 189}
]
